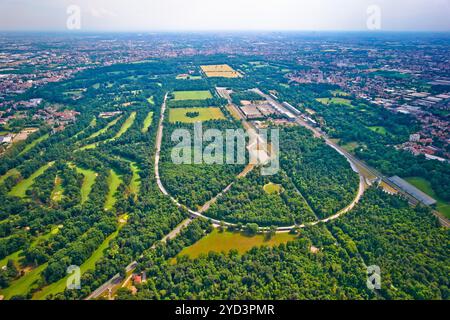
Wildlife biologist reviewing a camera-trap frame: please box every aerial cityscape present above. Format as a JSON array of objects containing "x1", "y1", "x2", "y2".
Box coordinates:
[{"x1": 0, "y1": 0, "x2": 449, "y2": 309}]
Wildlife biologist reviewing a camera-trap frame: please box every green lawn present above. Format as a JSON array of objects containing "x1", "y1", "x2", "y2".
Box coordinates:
[
  {"x1": 176, "y1": 229, "x2": 297, "y2": 260},
  {"x1": 0, "y1": 227, "x2": 61, "y2": 299},
  {"x1": 129, "y1": 162, "x2": 141, "y2": 197},
  {"x1": 32, "y1": 228, "x2": 121, "y2": 300},
  {"x1": 142, "y1": 112, "x2": 154, "y2": 133},
  {"x1": 18, "y1": 133, "x2": 50, "y2": 157},
  {"x1": 169, "y1": 107, "x2": 225, "y2": 123},
  {"x1": 8, "y1": 162, "x2": 54, "y2": 198},
  {"x1": 341, "y1": 141, "x2": 360, "y2": 153},
  {"x1": 73, "y1": 166, "x2": 97, "y2": 204},
  {"x1": 172, "y1": 90, "x2": 212, "y2": 101},
  {"x1": 104, "y1": 169, "x2": 122, "y2": 211},
  {"x1": 0, "y1": 168, "x2": 20, "y2": 185},
  {"x1": 87, "y1": 116, "x2": 122, "y2": 139},
  {"x1": 263, "y1": 182, "x2": 283, "y2": 195},
  {"x1": 0, "y1": 263, "x2": 48, "y2": 299},
  {"x1": 316, "y1": 97, "x2": 352, "y2": 107},
  {"x1": 404, "y1": 177, "x2": 450, "y2": 218},
  {"x1": 147, "y1": 96, "x2": 155, "y2": 105},
  {"x1": 111, "y1": 112, "x2": 136, "y2": 140},
  {"x1": 368, "y1": 126, "x2": 388, "y2": 135}
]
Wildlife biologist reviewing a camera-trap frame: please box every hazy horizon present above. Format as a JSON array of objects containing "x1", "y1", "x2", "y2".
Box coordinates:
[{"x1": 0, "y1": 0, "x2": 449, "y2": 32}]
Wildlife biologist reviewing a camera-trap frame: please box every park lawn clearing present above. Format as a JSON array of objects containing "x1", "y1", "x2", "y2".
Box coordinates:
[
  {"x1": 0, "y1": 168, "x2": 20, "y2": 185},
  {"x1": 0, "y1": 263, "x2": 48, "y2": 299},
  {"x1": 175, "y1": 229, "x2": 297, "y2": 261},
  {"x1": 51, "y1": 176, "x2": 64, "y2": 202},
  {"x1": 263, "y1": 182, "x2": 283, "y2": 195},
  {"x1": 0, "y1": 226, "x2": 61, "y2": 269},
  {"x1": 110, "y1": 112, "x2": 136, "y2": 140},
  {"x1": 32, "y1": 228, "x2": 121, "y2": 300},
  {"x1": 105, "y1": 169, "x2": 122, "y2": 211},
  {"x1": 142, "y1": 112, "x2": 154, "y2": 133},
  {"x1": 404, "y1": 177, "x2": 450, "y2": 218},
  {"x1": 341, "y1": 141, "x2": 360, "y2": 153},
  {"x1": 0, "y1": 226, "x2": 61, "y2": 299},
  {"x1": 169, "y1": 107, "x2": 225, "y2": 123},
  {"x1": 8, "y1": 162, "x2": 54, "y2": 198},
  {"x1": 87, "y1": 115, "x2": 122, "y2": 140},
  {"x1": 73, "y1": 166, "x2": 97, "y2": 204},
  {"x1": 147, "y1": 96, "x2": 155, "y2": 105},
  {"x1": 172, "y1": 90, "x2": 213, "y2": 101},
  {"x1": 368, "y1": 126, "x2": 388, "y2": 135},
  {"x1": 316, "y1": 97, "x2": 353, "y2": 107},
  {"x1": 18, "y1": 133, "x2": 50, "y2": 157},
  {"x1": 129, "y1": 162, "x2": 141, "y2": 198}
]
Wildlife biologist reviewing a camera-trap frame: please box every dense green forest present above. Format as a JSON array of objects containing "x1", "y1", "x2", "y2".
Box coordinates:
[{"x1": 116, "y1": 188, "x2": 448, "y2": 300}]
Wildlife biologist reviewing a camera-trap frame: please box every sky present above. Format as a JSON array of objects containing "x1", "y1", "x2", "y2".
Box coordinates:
[{"x1": 0, "y1": 0, "x2": 449, "y2": 32}]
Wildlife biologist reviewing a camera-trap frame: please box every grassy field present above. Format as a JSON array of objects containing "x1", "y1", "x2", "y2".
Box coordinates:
[
  {"x1": 87, "y1": 116, "x2": 122, "y2": 139},
  {"x1": 129, "y1": 162, "x2": 141, "y2": 197},
  {"x1": 263, "y1": 182, "x2": 283, "y2": 195},
  {"x1": 110, "y1": 112, "x2": 136, "y2": 140},
  {"x1": 147, "y1": 96, "x2": 155, "y2": 105},
  {"x1": 8, "y1": 162, "x2": 54, "y2": 198},
  {"x1": 404, "y1": 177, "x2": 450, "y2": 218},
  {"x1": 32, "y1": 228, "x2": 121, "y2": 300},
  {"x1": 0, "y1": 227, "x2": 60, "y2": 269},
  {"x1": 169, "y1": 107, "x2": 225, "y2": 123},
  {"x1": 331, "y1": 90, "x2": 350, "y2": 97},
  {"x1": 368, "y1": 126, "x2": 388, "y2": 135},
  {"x1": 51, "y1": 176, "x2": 64, "y2": 202},
  {"x1": 142, "y1": 111, "x2": 154, "y2": 133},
  {"x1": 172, "y1": 90, "x2": 213, "y2": 101},
  {"x1": 0, "y1": 168, "x2": 20, "y2": 185},
  {"x1": 104, "y1": 169, "x2": 122, "y2": 211},
  {"x1": 0, "y1": 263, "x2": 48, "y2": 299},
  {"x1": 0, "y1": 227, "x2": 61, "y2": 299},
  {"x1": 316, "y1": 97, "x2": 352, "y2": 107},
  {"x1": 175, "y1": 229, "x2": 297, "y2": 260},
  {"x1": 341, "y1": 141, "x2": 360, "y2": 153},
  {"x1": 74, "y1": 166, "x2": 97, "y2": 204},
  {"x1": 18, "y1": 133, "x2": 50, "y2": 157}
]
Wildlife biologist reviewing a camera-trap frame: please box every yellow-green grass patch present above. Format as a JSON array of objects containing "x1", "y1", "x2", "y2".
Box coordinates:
[
  {"x1": 316, "y1": 97, "x2": 352, "y2": 107},
  {"x1": 147, "y1": 96, "x2": 155, "y2": 105},
  {"x1": 18, "y1": 133, "x2": 50, "y2": 157},
  {"x1": 87, "y1": 116, "x2": 122, "y2": 140},
  {"x1": 169, "y1": 107, "x2": 225, "y2": 123},
  {"x1": 341, "y1": 141, "x2": 360, "y2": 153},
  {"x1": 263, "y1": 182, "x2": 283, "y2": 195},
  {"x1": 368, "y1": 126, "x2": 388, "y2": 135},
  {"x1": 32, "y1": 228, "x2": 121, "y2": 300},
  {"x1": 104, "y1": 169, "x2": 122, "y2": 211},
  {"x1": 142, "y1": 112, "x2": 154, "y2": 133},
  {"x1": 175, "y1": 229, "x2": 297, "y2": 260},
  {"x1": 8, "y1": 162, "x2": 54, "y2": 198},
  {"x1": 404, "y1": 177, "x2": 450, "y2": 218},
  {"x1": 172, "y1": 90, "x2": 213, "y2": 101},
  {"x1": 73, "y1": 166, "x2": 97, "y2": 204},
  {"x1": 110, "y1": 112, "x2": 136, "y2": 140},
  {"x1": 129, "y1": 162, "x2": 141, "y2": 198},
  {"x1": 0, "y1": 169, "x2": 20, "y2": 185},
  {"x1": 0, "y1": 227, "x2": 61, "y2": 299}
]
